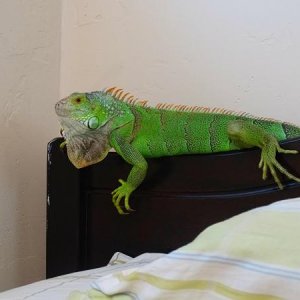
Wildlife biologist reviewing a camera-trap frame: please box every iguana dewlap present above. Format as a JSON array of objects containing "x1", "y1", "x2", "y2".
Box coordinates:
[{"x1": 55, "y1": 87, "x2": 300, "y2": 214}]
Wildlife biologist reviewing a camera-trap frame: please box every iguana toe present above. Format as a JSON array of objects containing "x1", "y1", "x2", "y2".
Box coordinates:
[
  {"x1": 111, "y1": 179, "x2": 134, "y2": 214},
  {"x1": 259, "y1": 142, "x2": 300, "y2": 189},
  {"x1": 59, "y1": 141, "x2": 67, "y2": 150}
]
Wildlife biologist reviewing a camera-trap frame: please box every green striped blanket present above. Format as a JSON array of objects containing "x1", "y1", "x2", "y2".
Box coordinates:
[{"x1": 69, "y1": 198, "x2": 300, "y2": 300}]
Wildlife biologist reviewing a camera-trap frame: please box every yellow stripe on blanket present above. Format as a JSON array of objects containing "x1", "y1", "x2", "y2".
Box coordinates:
[{"x1": 117, "y1": 272, "x2": 282, "y2": 300}]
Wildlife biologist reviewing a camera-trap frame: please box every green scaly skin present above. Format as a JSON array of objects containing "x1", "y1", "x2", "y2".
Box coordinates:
[{"x1": 55, "y1": 89, "x2": 300, "y2": 214}]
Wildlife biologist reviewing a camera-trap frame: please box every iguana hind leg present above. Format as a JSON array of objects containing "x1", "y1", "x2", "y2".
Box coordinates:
[{"x1": 227, "y1": 120, "x2": 300, "y2": 189}]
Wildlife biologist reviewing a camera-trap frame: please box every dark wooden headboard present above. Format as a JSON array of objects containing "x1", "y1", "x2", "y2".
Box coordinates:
[{"x1": 46, "y1": 137, "x2": 300, "y2": 278}]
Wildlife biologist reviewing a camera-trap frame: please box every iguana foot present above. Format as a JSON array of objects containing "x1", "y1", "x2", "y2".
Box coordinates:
[
  {"x1": 111, "y1": 179, "x2": 135, "y2": 214},
  {"x1": 228, "y1": 120, "x2": 300, "y2": 189},
  {"x1": 258, "y1": 139, "x2": 300, "y2": 189}
]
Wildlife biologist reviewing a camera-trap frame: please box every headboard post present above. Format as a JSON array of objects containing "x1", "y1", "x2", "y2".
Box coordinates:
[{"x1": 46, "y1": 138, "x2": 81, "y2": 278}]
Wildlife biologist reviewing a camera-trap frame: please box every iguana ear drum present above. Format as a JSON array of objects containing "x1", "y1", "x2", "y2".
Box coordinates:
[{"x1": 84, "y1": 117, "x2": 99, "y2": 130}]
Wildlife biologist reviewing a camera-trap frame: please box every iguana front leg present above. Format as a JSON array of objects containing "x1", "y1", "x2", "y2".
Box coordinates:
[
  {"x1": 109, "y1": 131, "x2": 148, "y2": 214},
  {"x1": 228, "y1": 120, "x2": 300, "y2": 188}
]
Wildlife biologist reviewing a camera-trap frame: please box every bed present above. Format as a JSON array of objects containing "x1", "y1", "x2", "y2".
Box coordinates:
[{"x1": 1, "y1": 136, "x2": 300, "y2": 299}]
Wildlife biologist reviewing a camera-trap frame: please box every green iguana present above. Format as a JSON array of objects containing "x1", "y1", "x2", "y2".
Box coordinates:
[{"x1": 55, "y1": 87, "x2": 300, "y2": 214}]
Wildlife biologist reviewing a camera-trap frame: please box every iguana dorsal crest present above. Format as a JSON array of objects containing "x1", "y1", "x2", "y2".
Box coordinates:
[
  {"x1": 103, "y1": 87, "x2": 274, "y2": 120},
  {"x1": 103, "y1": 86, "x2": 148, "y2": 107}
]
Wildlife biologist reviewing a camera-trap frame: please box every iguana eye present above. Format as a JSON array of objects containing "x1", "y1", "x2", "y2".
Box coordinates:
[
  {"x1": 84, "y1": 117, "x2": 99, "y2": 129},
  {"x1": 72, "y1": 96, "x2": 82, "y2": 104}
]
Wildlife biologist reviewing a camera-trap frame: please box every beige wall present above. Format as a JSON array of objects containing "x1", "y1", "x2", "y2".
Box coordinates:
[
  {"x1": 61, "y1": 0, "x2": 300, "y2": 124},
  {"x1": 0, "y1": 0, "x2": 61, "y2": 291}
]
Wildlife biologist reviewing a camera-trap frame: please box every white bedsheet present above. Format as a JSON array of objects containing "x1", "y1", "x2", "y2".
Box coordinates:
[{"x1": 0, "y1": 253, "x2": 163, "y2": 300}]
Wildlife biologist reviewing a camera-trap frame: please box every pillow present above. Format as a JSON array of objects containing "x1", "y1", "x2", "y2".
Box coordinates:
[{"x1": 70, "y1": 198, "x2": 300, "y2": 300}]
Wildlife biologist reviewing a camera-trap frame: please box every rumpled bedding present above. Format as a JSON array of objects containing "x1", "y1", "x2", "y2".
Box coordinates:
[
  {"x1": 0, "y1": 253, "x2": 163, "y2": 300},
  {"x1": 69, "y1": 198, "x2": 300, "y2": 300}
]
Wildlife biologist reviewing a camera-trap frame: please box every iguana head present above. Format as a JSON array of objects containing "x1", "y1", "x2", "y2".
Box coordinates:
[
  {"x1": 55, "y1": 92, "x2": 114, "y2": 169},
  {"x1": 55, "y1": 92, "x2": 112, "y2": 127}
]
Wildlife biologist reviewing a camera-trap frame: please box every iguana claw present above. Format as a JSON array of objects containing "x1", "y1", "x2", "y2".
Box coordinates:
[
  {"x1": 258, "y1": 141, "x2": 300, "y2": 189},
  {"x1": 111, "y1": 179, "x2": 135, "y2": 214}
]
